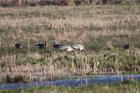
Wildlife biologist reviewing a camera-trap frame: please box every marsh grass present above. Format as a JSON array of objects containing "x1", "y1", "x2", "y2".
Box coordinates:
[
  {"x1": 0, "y1": 5, "x2": 140, "y2": 83},
  {"x1": 0, "y1": 49, "x2": 140, "y2": 83}
]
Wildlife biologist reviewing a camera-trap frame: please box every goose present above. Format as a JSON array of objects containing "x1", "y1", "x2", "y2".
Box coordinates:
[
  {"x1": 123, "y1": 44, "x2": 130, "y2": 49},
  {"x1": 52, "y1": 42, "x2": 63, "y2": 49},
  {"x1": 60, "y1": 45, "x2": 74, "y2": 52},
  {"x1": 15, "y1": 43, "x2": 22, "y2": 49},
  {"x1": 35, "y1": 42, "x2": 46, "y2": 49},
  {"x1": 52, "y1": 42, "x2": 74, "y2": 52},
  {"x1": 72, "y1": 44, "x2": 85, "y2": 51}
]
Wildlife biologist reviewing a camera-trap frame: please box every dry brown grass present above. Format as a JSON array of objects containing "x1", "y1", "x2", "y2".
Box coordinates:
[
  {"x1": 0, "y1": 14, "x2": 139, "y2": 47},
  {"x1": 0, "y1": 5, "x2": 140, "y2": 83}
]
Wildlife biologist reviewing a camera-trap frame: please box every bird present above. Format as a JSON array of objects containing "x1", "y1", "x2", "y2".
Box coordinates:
[
  {"x1": 59, "y1": 45, "x2": 74, "y2": 52},
  {"x1": 15, "y1": 43, "x2": 22, "y2": 49},
  {"x1": 35, "y1": 42, "x2": 46, "y2": 49},
  {"x1": 52, "y1": 42, "x2": 63, "y2": 49},
  {"x1": 72, "y1": 44, "x2": 85, "y2": 51},
  {"x1": 52, "y1": 42, "x2": 74, "y2": 52},
  {"x1": 123, "y1": 44, "x2": 130, "y2": 49}
]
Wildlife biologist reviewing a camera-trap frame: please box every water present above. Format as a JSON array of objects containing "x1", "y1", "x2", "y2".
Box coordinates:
[{"x1": 0, "y1": 74, "x2": 140, "y2": 90}]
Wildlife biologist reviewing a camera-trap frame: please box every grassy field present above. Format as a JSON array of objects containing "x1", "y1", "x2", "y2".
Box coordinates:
[{"x1": 0, "y1": 5, "x2": 140, "y2": 83}]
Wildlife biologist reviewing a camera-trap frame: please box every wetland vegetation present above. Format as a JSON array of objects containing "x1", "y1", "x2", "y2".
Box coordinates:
[{"x1": 0, "y1": 3, "x2": 140, "y2": 93}]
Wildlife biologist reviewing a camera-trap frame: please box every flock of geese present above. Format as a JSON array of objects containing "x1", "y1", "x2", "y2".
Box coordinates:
[
  {"x1": 15, "y1": 41, "x2": 131, "y2": 52},
  {"x1": 15, "y1": 42, "x2": 85, "y2": 52}
]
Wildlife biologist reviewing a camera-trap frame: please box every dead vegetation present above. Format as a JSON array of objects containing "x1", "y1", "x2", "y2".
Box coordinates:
[{"x1": 0, "y1": 5, "x2": 140, "y2": 83}]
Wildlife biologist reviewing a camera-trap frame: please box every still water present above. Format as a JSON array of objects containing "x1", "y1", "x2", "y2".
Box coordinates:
[{"x1": 0, "y1": 74, "x2": 140, "y2": 90}]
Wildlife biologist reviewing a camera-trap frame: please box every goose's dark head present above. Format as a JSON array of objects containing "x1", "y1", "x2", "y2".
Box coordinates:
[
  {"x1": 123, "y1": 44, "x2": 130, "y2": 49},
  {"x1": 15, "y1": 43, "x2": 22, "y2": 49}
]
